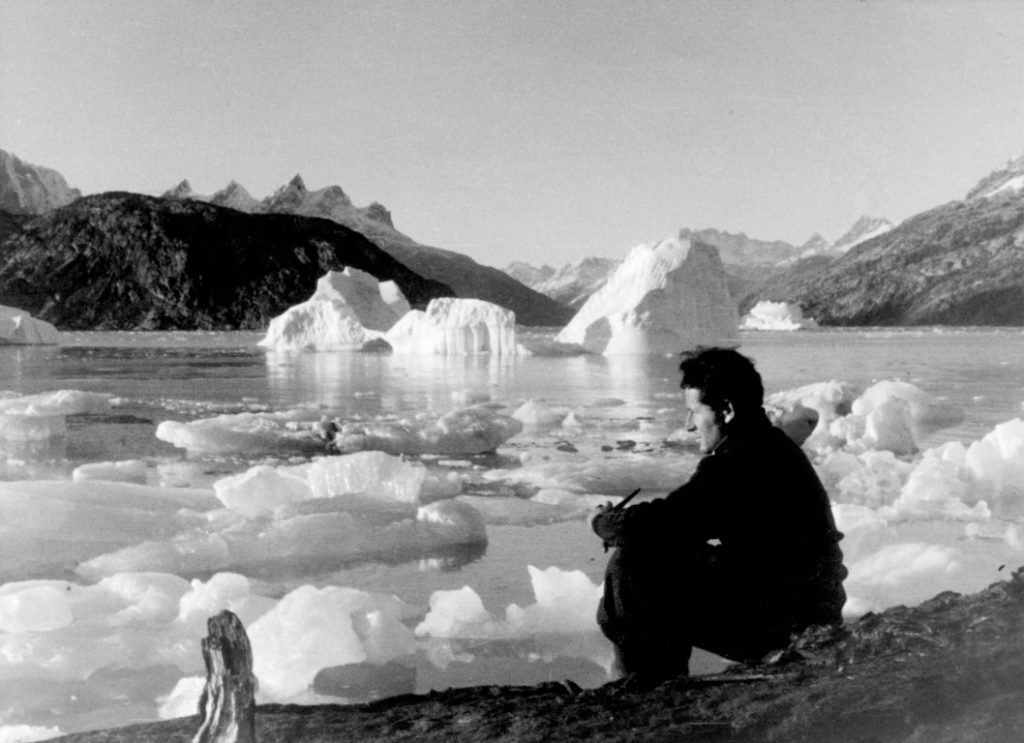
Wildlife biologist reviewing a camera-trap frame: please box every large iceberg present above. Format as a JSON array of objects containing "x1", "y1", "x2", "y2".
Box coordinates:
[
  {"x1": 259, "y1": 269, "x2": 410, "y2": 350},
  {"x1": 554, "y1": 238, "x2": 739, "y2": 354},
  {"x1": 0, "y1": 305, "x2": 59, "y2": 345},
  {"x1": 384, "y1": 298, "x2": 518, "y2": 355},
  {"x1": 740, "y1": 300, "x2": 818, "y2": 330}
]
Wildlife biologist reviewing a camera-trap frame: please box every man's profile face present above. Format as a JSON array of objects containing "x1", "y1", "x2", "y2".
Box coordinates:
[{"x1": 683, "y1": 387, "x2": 725, "y2": 454}]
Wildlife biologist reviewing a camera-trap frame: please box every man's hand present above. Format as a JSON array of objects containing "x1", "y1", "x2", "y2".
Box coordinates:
[{"x1": 592, "y1": 503, "x2": 628, "y2": 549}]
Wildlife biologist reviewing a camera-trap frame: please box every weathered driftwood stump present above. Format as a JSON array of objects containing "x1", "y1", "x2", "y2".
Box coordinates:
[{"x1": 193, "y1": 610, "x2": 257, "y2": 743}]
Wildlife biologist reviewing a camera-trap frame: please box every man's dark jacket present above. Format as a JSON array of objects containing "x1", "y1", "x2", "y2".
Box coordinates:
[{"x1": 594, "y1": 410, "x2": 847, "y2": 661}]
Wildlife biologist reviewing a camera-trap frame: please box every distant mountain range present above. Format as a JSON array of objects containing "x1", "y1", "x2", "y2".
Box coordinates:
[
  {"x1": 748, "y1": 158, "x2": 1024, "y2": 325},
  {"x1": 0, "y1": 149, "x2": 573, "y2": 328},
  {"x1": 4, "y1": 147, "x2": 1024, "y2": 328},
  {"x1": 162, "y1": 175, "x2": 574, "y2": 327},
  {"x1": 508, "y1": 217, "x2": 896, "y2": 311}
]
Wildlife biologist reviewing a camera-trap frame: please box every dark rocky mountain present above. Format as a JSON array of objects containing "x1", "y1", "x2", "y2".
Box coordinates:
[
  {"x1": 0, "y1": 149, "x2": 82, "y2": 215},
  {"x1": 744, "y1": 189, "x2": 1024, "y2": 324},
  {"x1": 0, "y1": 192, "x2": 453, "y2": 330},
  {"x1": 171, "y1": 175, "x2": 574, "y2": 326}
]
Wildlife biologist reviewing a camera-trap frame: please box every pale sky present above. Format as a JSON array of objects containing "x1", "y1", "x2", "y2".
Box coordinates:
[{"x1": 2, "y1": 0, "x2": 1023, "y2": 267}]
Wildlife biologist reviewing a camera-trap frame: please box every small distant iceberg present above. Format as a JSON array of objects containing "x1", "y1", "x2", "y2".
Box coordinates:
[
  {"x1": 384, "y1": 297, "x2": 519, "y2": 355},
  {"x1": 741, "y1": 300, "x2": 818, "y2": 331},
  {"x1": 554, "y1": 238, "x2": 738, "y2": 355},
  {"x1": 0, "y1": 305, "x2": 59, "y2": 345},
  {"x1": 259, "y1": 269, "x2": 410, "y2": 350}
]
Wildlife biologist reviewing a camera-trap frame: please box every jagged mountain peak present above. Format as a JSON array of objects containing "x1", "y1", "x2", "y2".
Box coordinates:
[
  {"x1": 209, "y1": 180, "x2": 260, "y2": 212},
  {"x1": 361, "y1": 201, "x2": 393, "y2": 227},
  {"x1": 832, "y1": 215, "x2": 894, "y2": 253},
  {"x1": 799, "y1": 233, "x2": 829, "y2": 252},
  {"x1": 161, "y1": 180, "x2": 193, "y2": 199},
  {"x1": 0, "y1": 149, "x2": 82, "y2": 214},
  {"x1": 965, "y1": 153, "x2": 1024, "y2": 201}
]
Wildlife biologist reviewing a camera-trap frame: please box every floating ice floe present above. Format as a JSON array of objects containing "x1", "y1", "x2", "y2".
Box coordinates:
[
  {"x1": 71, "y1": 459, "x2": 148, "y2": 484},
  {"x1": 75, "y1": 453, "x2": 485, "y2": 580},
  {"x1": 554, "y1": 238, "x2": 739, "y2": 355},
  {"x1": 156, "y1": 405, "x2": 524, "y2": 458},
  {"x1": 384, "y1": 297, "x2": 519, "y2": 355},
  {"x1": 259, "y1": 269, "x2": 410, "y2": 350},
  {"x1": 740, "y1": 300, "x2": 818, "y2": 330},
  {"x1": 0, "y1": 305, "x2": 60, "y2": 345},
  {"x1": 0, "y1": 390, "x2": 110, "y2": 442},
  {"x1": 0, "y1": 480, "x2": 221, "y2": 580},
  {"x1": 155, "y1": 408, "x2": 331, "y2": 457}
]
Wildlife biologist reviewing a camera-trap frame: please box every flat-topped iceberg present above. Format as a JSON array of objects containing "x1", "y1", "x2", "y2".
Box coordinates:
[
  {"x1": 741, "y1": 300, "x2": 818, "y2": 330},
  {"x1": 554, "y1": 238, "x2": 738, "y2": 354},
  {"x1": 0, "y1": 305, "x2": 59, "y2": 345},
  {"x1": 384, "y1": 298, "x2": 518, "y2": 355},
  {"x1": 259, "y1": 269, "x2": 410, "y2": 350}
]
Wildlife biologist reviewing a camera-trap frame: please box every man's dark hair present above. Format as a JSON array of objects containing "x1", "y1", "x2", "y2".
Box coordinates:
[{"x1": 679, "y1": 346, "x2": 764, "y2": 414}]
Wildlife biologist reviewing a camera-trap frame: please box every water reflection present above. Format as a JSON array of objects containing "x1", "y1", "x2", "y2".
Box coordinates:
[{"x1": 263, "y1": 348, "x2": 522, "y2": 415}]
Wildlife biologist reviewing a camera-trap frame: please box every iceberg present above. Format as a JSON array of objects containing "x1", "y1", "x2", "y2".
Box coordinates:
[
  {"x1": 259, "y1": 269, "x2": 410, "y2": 350},
  {"x1": 0, "y1": 305, "x2": 59, "y2": 345},
  {"x1": 740, "y1": 300, "x2": 818, "y2": 330},
  {"x1": 554, "y1": 238, "x2": 739, "y2": 355},
  {"x1": 384, "y1": 298, "x2": 518, "y2": 355}
]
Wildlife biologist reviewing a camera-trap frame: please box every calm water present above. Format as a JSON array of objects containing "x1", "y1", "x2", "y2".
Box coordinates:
[{"x1": 2, "y1": 327, "x2": 1024, "y2": 734}]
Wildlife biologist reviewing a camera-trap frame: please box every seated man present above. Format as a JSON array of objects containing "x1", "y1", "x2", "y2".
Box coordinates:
[{"x1": 592, "y1": 346, "x2": 847, "y2": 679}]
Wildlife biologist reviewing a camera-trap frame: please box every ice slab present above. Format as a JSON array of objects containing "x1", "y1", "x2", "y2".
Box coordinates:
[
  {"x1": 76, "y1": 497, "x2": 487, "y2": 580},
  {"x1": 554, "y1": 238, "x2": 739, "y2": 354},
  {"x1": 157, "y1": 405, "x2": 522, "y2": 458},
  {"x1": 0, "y1": 480, "x2": 220, "y2": 580},
  {"x1": 72, "y1": 460, "x2": 148, "y2": 485},
  {"x1": 155, "y1": 409, "x2": 328, "y2": 457},
  {"x1": 0, "y1": 390, "x2": 110, "y2": 443},
  {"x1": 332, "y1": 406, "x2": 524, "y2": 456}
]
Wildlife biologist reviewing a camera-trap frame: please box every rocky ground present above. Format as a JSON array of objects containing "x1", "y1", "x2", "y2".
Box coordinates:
[{"x1": 57, "y1": 569, "x2": 1024, "y2": 743}]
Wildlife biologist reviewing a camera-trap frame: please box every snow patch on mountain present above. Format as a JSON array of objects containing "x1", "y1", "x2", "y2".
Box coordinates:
[{"x1": 966, "y1": 154, "x2": 1024, "y2": 201}]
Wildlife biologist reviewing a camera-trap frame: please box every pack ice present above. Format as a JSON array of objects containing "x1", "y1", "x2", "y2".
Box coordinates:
[
  {"x1": 259, "y1": 269, "x2": 410, "y2": 350},
  {"x1": 554, "y1": 238, "x2": 739, "y2": 354},
  {"x1": 0, "y1": 305, "x2": 60, "y2": 345}
]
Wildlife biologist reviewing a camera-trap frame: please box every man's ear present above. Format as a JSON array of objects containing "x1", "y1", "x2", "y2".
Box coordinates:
[{"x1": 722, "y1": 400, "x2": 736, "y2": 424}]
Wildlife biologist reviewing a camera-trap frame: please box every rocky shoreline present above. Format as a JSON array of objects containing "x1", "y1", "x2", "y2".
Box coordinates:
[{"x1": 55, "y1": 569, "x2": 1024, "y2": 743}]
